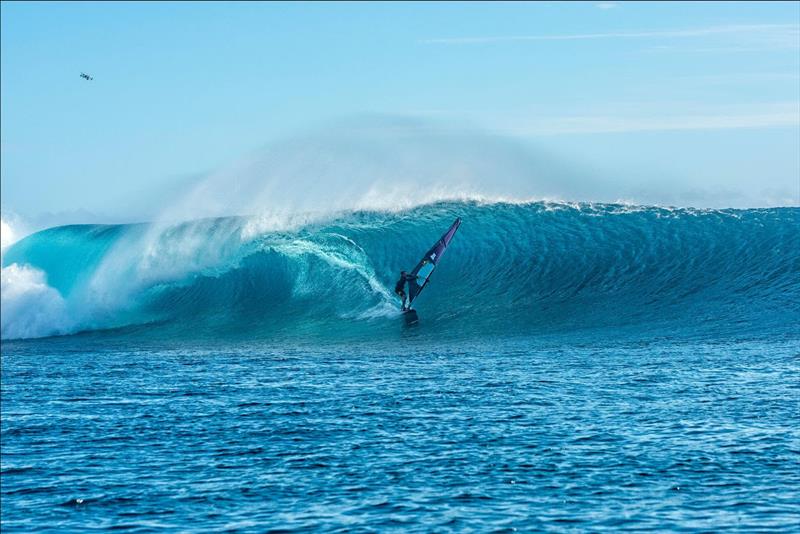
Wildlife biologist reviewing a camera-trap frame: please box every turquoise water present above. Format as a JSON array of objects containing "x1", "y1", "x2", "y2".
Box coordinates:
[{"x1": 2, "y1": 201, "x2": 799, "y2": 530}]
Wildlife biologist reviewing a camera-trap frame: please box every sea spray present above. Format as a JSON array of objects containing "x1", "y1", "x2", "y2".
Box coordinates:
[{"x1": 1, "y1": 215, "x2": 73, "y2": 338}]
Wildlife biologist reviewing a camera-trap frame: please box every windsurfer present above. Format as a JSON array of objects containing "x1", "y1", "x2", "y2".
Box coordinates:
[{"x1": 394, "y1": 270, "x2": 418, "y2": 311}]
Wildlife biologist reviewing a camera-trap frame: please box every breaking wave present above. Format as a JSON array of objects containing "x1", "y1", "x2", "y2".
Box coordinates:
[{"x1": 2, "y1": 201, "x2": 798, "y2": 342}]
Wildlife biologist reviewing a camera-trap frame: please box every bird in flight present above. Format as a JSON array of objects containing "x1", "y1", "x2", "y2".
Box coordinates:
[{"x1": 80, "y1": 72, "x2": 93, "y2": 81}]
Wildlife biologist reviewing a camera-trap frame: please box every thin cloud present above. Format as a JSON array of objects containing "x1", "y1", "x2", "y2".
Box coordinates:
[
  {"x1": 643, "y1": 44, "x2": 799, "y2": 53},
  {"x1": 670, "y1": 72, "x2": 800, "y2": 83},
  {"x1": 506, "y1": 105, "x2": 800, "y2": 135},
  {"x1": 421, "y1": 23, "x2": 799, "y2": 45},
  {"x1": 595, "y1": 3, "x2": 618, "y2": 9}
]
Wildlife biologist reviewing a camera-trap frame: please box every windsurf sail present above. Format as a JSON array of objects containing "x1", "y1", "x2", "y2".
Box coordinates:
[{"x1": 407, "y1": 217, "x2": 461, "y2": 307}]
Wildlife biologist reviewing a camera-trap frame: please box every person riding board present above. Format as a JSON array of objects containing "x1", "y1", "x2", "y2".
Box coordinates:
[{"x1": 394, "y1": 270, "x2": 418, "y2": 311}]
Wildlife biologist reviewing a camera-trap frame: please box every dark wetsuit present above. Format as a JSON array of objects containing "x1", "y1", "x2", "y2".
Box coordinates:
[{"x1": 395, "y1": 272, "x2": 416, "y2": 310}]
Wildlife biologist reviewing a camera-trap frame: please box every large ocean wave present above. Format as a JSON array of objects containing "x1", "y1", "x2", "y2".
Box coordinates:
[{"x1": 2, "y1": 201, "x2": 798, "y2": 341}]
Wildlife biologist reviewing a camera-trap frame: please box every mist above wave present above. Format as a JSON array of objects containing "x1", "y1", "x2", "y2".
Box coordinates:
[{"x1": 154, "y1": 116, "x2": 588, "y2": 224}]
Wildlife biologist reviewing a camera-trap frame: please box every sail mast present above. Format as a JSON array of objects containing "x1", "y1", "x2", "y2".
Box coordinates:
[{"x1": 407, "y1": 217, "x2": 461, "y2": 306}]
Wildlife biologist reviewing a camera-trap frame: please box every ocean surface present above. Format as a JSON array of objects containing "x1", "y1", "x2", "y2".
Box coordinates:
[{"x1": 2, "y1": 201, "x2": 799, "y2": 531}]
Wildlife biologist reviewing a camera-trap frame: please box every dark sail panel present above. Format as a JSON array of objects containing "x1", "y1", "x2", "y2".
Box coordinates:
[{"x1": 407, "y1": 218, "x2": 461, "y2": 306}]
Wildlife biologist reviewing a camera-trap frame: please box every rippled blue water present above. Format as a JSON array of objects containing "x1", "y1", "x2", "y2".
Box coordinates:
[{"x1": 2, "y1": 334, "x2": 798, "y2": 531}]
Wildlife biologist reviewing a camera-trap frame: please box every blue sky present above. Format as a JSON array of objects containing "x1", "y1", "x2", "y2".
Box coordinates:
[{"x1": 1, "y1": 1, "x2": 799, "y2": 220}]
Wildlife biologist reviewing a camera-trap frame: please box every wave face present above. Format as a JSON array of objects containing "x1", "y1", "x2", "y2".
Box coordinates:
[{"x1": 2, "y1": 202, "x2": 799, "y2": 341}]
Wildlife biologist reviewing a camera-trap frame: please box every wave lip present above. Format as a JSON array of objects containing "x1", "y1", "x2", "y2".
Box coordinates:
[{"x1": 2, "y1": 201, "x2": 798, "y2": 341}]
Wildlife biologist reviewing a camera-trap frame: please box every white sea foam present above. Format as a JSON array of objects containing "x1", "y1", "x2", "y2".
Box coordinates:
[
  {"x1": 1, "y1": 216, "x2": 72, "y2": 339},
  {"x1": 1, "y1": 263, "x2": 71, "y2": 339}
]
